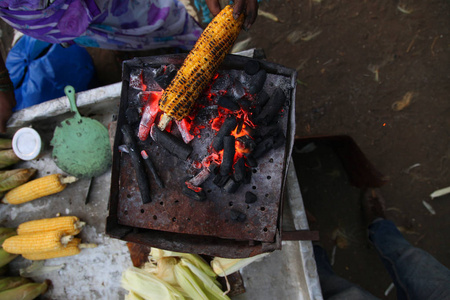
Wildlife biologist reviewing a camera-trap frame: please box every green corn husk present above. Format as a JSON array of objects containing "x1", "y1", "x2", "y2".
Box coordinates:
[
  {"x1": 174, "y1": 263, "x2": 209, "y2": 300},
  {"x1": 0, "y1": 150, "x2": 21, "y2": 169},
  {"x1": 210, "y1": 253, "x2": 270, "y2": 277},
  {"x1": 0, "y1": 139, "x2": 12, "y2": 151},
  {"x1": 0, "y1": 249, "x2": 18, "y2": 268},
  {"x1": 179, "y1": 258, "x2": 228, "y2": 300},
  {"x1": 0, "y1": 280, "x2": 49, "y2": 300},
  {"x1": 150, "y1": 248, "x2": 216, "y2": 278},
  {"x1": 0, "y1": 228, "x2": 17, "y2": 246},
  {"x1": 122, "y1": 266, "x2": 185, "y2": 300},
  {"x1": 0, "y1": 169, "x2": 37, "y2": 193},
  {"x1": 0, "y1": 277, "x2": 32, "y2": 293}
]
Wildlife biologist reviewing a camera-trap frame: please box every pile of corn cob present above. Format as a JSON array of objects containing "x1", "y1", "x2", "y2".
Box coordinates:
[
  {"x1": 2, "y1": 216, "x2": 96, "y2": 260},
  {"x1": 121, "y1": 247, "x2": 269, "y2": 300},
  {"x1": 0, "y1": 227, "x2": 49, "y2": 300}
]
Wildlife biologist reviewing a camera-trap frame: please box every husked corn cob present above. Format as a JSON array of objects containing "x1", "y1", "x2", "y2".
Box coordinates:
[
  {"x1": 2, "y1": 231, "x2": 73, "y2": 254},
  {"x1": 1, "y1": 174, "x2": 77, "y2": 205},
  {"x1": 17, "y1": 216, "x2": 85, "y2": 236},
  {"x1": 158, "y1": 5, "x2": 244, "y2": 130},
  {"x1": 22, "y1": 238, "x2": 97, "y2": 260}
]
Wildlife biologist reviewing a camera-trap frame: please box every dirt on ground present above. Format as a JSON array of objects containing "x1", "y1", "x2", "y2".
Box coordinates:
[{"x1": 243, "y1": 0, "x2": 450, "y2": 298}]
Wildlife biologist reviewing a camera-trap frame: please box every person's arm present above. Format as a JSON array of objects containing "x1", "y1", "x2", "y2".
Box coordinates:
[
  {"x1": 0, "y1": 54, "x2": 15, "y2": 133},
  {"x1": 206, "y1": 0, "x2": 258, "y2": 30}
]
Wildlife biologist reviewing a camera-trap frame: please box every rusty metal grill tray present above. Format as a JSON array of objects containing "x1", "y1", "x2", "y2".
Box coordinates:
[{"x1": 106, "y1": 54, "x2": 297, "y2": 258}]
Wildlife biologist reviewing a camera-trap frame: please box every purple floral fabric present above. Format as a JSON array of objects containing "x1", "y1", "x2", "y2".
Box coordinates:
[{"x1": 0, "y1": 0, "x2": 202, "y2": 50}]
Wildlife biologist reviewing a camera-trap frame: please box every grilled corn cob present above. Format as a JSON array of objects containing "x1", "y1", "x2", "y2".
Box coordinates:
[
  {"x1": 2, "y1": 231, "x2": 73, "y2": 254},
  {"x1": 17, "y1": 216, "x2": 85, "y2": 236},
  {"x1": 1, "y1": 174, "x2": 77, "y2": 205},
  {"x1": 22, "y1": 238, "x2": 97, "y2": 260},
  {"x1": 158, "y1": 5, "x2": 244, "y2": 130}
]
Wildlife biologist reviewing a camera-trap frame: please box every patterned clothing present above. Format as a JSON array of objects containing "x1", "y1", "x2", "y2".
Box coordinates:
[{"x1": 0, "y1": 0, "x2": 203, "y2": 50}]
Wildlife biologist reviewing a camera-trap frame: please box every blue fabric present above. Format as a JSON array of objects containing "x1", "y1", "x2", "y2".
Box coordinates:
[
  {"x1": 314, "y1": 219, "x2": 450, "y2": 299},
  {"x1": 369, "y1": 220, "x2": 450, "y2": 300},
  {"x1": 6, "y1": 35, "x2": 96, "y2": 111}
]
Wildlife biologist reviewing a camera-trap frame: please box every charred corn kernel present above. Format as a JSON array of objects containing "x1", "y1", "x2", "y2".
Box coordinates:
[
  {"x1": 22, "y1": 238, "x2": 93, "y2": 260},
  {"x1": 1, "y1": 174, "x2": 77, "y2": 205},
  {"x1": 158, "y1": 5, "x2": 244, "y2": 130},
  {"x1": 2, "y1": 231, "x2": 73, "y2": 254},
  {"x1": 17, "y1": 216, "x2": 85, "y2": 236}
]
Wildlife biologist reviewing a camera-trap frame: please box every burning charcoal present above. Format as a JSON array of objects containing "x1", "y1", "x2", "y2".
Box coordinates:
[
  {"x1": 220, "y1": 136, "x2": 235, "y2": 176},
  {"x1": 223, "y1": 178, "x2": 241, "y2": 194},
  {"x1": 141, "y1": 150, "x2": 164, "y2": 188},
  {"x1": 244, "y1": 60, "x2": 261, "y2": 76},
  {"x1": 188, "y1": 163, "x2": 217, "y2": 187},
  {"x1": 255, "y1": 87, "x2": 286, "y2": 125},
  {"x1": 233, "y1": 157, "x2": 246, "y2": 182},
  {"x1": 213, "y1": 173, "x2": 229, "y2": 187},
  {"x1": 212, "y1": 116, "x2": 237, "y2": 152},
  {"x1": 249, "y1": 69, "x2": 267, "y2": 95},
  {"x1": 129, "y1": 69, "x2": 144, "y2": 90},
  {"x1": 150, "y1": 124, "x2": 192, "y2": 160},
  {"x1": 121, "y1": 124, "x2": 151, "y2": 204},
  {"x1": 253, "y1": 136, "x2": 274, "y2": 159},
  {"x1": 236, "y1": 135, "x2": 256, "y2": 153},
  {"x1": 218, "y1": 96, "x2": 240, "y2": 112},
  {"x1": 245, "y1": 153, "x2": 258, "y2": 168},
  {"x1": 175, "y1": 119, "x2": 194, "y2": 144},
  {"x1": 230, "y1": 209, "x2": 246, "y2": 222},
  {"x1": 125, "y1": 107, "x2": 140, "y2": 125},
  {"x1": 237, "y1": 98, "x2": 252, "y2": 110},
  {"x1": 154, "y1": 64, "x2": 177, "y2": 89},
  {"x1": 182, "y1": 182, "x2": 207, "y2": 201},
  {"x1": 230, "y1": 78, "x2": 246, "y2": 99},
  {"x1": 245, "y1": 191, "x2": 257, "y2": 204}
]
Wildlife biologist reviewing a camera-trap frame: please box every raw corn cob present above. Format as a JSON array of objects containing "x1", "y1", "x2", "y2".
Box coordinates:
[
  {"x1": 2, "y1": 231, "x2": 73, "y2": 254},
  {"x1": 17, "y1": 216, "x2": 85, "y2": 236},
  {"x1": 1, "y1": 174, "x2": 77, "y2": 205},
  {"x1": 158, "y1": 5, "x2": 244, "y2": 130},
  {"x1": 22, "y1": 238, "x2": 97, "y2": 260}
]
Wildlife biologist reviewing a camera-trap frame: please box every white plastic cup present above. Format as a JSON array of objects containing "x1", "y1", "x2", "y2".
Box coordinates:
[{"x1": 12, "y1": 127, "x2": 43, "y2": 161}]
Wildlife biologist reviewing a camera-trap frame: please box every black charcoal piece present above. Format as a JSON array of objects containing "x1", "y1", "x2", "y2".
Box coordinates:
[
  {"x1": 182, "y1": 183, "x2": 207, "y2": 201},
  {"x1": 154, "y1": 64, "x2": 177, "y2": 89},
  {"x1": 255, "y1": 87, "x2": 286, "y2": 125},
  {"x1": 141, "y1": 150, "x2": 164, "y2": 188},
  {"x1": 244, "y1": 154, "x2": 258, "y2": 168},
  {"x1": 220, "y1": 135, "x2": 235, "y2": 176},
  {"x1": 233, "y1": 157, "x2": 246, "y2": 182},
  {"x1": 125, "y1": 107, "x2": 140, "y2": 125},
  {"x1": 245, "y1": 191, "x2": 257, "y2": 204},
  {"x1": 253, "y1": 136, "x2": 274, "y2": 159},
  {"x1": 249, "y1": 69, "x2": 267, "y2": 94},
  {"x1": 230, "y1": 209, "x2": 246, "y2": 222},
  {"x1": 237, "y1": 135, "x2": 256, "y2": 153},
  {"x1": 150, "y1": 124, "x2": 192, "y2": 160},
  {"x1": 244, "y1": 60, "x2": 261, "y2": 75},
  {"x1": 212, "y1": 116, "x2": 237, "y2": 152},
  {"x1": 121, "y1": 124, "x2": 151, "y2": 204},
  {"x1": 223, "y1": 178, "x2": 241, "y2": 194},
  {"x1": 218, "y1": 96, "x2": 240, "y2": 111},
  {"x1": 256, "y1": 90, "x2": 270, "y2": 107},
  {"x1": 213, "y1": 173, "x2": 229, "y2": 187}
]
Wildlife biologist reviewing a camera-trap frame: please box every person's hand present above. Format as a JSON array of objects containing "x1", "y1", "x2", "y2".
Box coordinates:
[
  {"x1": 0, "y1": 90, "x2": 16, "y2": 133},
  {"x1": 206, "y1": 0, "x2": 258, "y2": 30}
]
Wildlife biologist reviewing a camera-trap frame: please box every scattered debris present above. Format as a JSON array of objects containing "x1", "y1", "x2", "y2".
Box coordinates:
[
  {"x1": 286, "y1": 29, "x2": 322, "y2": 44},
  {"x1": 368, "y1": 64, "x2": 380, "y2": 82},
  {"x1": 331, "y1": 227, "x2": 349, "y2": 249},
  {"x1": 231, "y1": 37, "x2": 252, "y2": 53},
  {"x1": 392, "y1": 91, "x2": 414, "y2": 111},
  {"x1": 403, "y1": 163, "x2": 421, "y2": 174},
  {"x1": 430, "y1": 186, "x2": 450, "y2": 199},
  {"x1": 384, "y1": 282, "x2": 395, "y2": 296},
  {"x1": 258, "y1": 9, "x2": 281, "y2": 22},
  {"x1": 330, "y1": 245, "x2": 337, "y2": 266},
  {"x1": 397, "y1": 226, "x2": 420, "y2": 235},
  {"x1": 397, "y1": 5, "x2": 413, "y2": 14},
  {"x1": 422, "y1": 200, "x2": 436, "y2": 215}
]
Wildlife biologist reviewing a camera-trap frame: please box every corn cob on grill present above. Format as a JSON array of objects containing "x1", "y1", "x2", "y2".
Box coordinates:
[
  {"x1": 17, "y1": 216, "x2": 85, "y2": 236},
  {"x1": 158, "y1": 5, "x2": 244, "y2": 130},
  {"x1": 2, "y1": 230, "x2": 73, "y2": 254}
]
